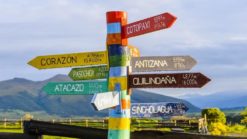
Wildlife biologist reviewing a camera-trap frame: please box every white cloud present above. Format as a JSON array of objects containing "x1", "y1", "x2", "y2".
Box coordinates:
[{"x1": 0, "y1": 0, "x2": 247, "y2": 99}]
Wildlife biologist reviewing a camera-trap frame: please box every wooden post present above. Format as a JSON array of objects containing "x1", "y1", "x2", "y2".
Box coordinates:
[
  {"x1": 4, "y1": 118, "x2": 7, "y2": 128},
  {"x1": 106, "y1": 11, "x2": 131, "y2": 139},
  {"x1": 85, "y1": 119, "x2": 88, "y2": 127},
  {"x1": 20, "y1": 118, "x2": 23, "y2": 129}
]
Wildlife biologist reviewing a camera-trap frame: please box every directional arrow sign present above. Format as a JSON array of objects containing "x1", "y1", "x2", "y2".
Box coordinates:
[
  {"x1": 131, "y1": 102, "x2": 188, "y2": 118},
  {"x1": 43, "y1": 81, "x2": 108, "y2": 95},
  {"x1": 128, "y1": 73, "x2": 211, "y2": 88},
  {"x1": 122, "y1": 12, "x2": 177, "y2": 38},
  {"x1": 131, "y1": 56, "x2": 196, "y2": 72},
  {"x1": 91, "y1": 91, "x2": 119, "y2": 111},
  {"x1": 69, "y1": 65, "x2": 108, "y2": 81},
  {"x1": 28, "y1": 51, "x2": 108, "y2": 69}
]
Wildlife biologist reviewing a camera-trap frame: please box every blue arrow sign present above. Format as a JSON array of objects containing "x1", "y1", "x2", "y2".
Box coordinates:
[{"x1": 131, "y1": 102, "x2": 188, "y2": 118}]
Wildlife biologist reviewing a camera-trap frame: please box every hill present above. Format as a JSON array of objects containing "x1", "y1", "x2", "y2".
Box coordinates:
[
  {"x1": 0, "y1": 74, "x2": 200, "y2": 117},
  {"x1": 185, "y1": 91, "x2": 247, "y2": 108}
]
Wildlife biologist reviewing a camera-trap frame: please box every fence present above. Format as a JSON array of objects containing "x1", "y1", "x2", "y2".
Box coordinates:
[
  {"x1": 0, "y1": 120, "x2": 246, "y2": 139},
  {"x1": 0, "y1": 118, "x2": 200, "y2": 131}
]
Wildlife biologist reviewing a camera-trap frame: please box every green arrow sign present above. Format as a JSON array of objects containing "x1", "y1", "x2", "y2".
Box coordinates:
[
  {"x1": 43, "y1": 81, "x2": 108, "y2": 95},
  {"x1": 69, "y1": 66, "x2": 108, "y2": 81}
]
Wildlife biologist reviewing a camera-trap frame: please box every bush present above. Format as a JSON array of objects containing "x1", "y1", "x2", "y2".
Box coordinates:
[
  {"x1": 208, "y1": 122, "x2": 228, "y2": 135},
  {"x1": 202, "y1": 108, "x2": 226, "y2": 124},
  {"x1": 241, "y1": 117, "x2": 247, "y2": 126},
  {"x1": 228, "y1": 124, "x2": 247, "y2": 133}
]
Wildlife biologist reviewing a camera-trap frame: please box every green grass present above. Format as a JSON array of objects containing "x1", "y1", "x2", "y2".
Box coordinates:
[
  {"x1": 0, "y1": 128, "x2": 23, "y2": 133},
  {"x1": 0, "y1": 128, "x2": 78, "y2": 139}
]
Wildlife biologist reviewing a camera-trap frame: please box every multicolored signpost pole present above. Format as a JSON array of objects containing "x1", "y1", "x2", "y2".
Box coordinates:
[
  {"x1": 27, "y1": 10, "x2": 211, "y2": 139},
  {"x1": 106, "y1": 11, "x2": 131, "y2": 139}
]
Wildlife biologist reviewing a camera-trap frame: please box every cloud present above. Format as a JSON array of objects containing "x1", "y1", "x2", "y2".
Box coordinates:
[{"x1": 0, "y1": 0, "x2": 247, "y2": 99}]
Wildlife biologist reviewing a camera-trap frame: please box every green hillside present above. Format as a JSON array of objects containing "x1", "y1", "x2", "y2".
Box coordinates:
[{"x1": 0, "y1": 74, "x2": 200, "y2": 117}]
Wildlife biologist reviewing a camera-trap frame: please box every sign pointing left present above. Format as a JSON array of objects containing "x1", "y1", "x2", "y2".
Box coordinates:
[
  {"x1": 43, "y1": 81, "x2": 108, "y2": 95},
  {"x1": 91, "y1": 91, "x2": 119, "y2": 111},
  {"x1": 28, "y1": 51, "x2": 108, "y2": 69}
]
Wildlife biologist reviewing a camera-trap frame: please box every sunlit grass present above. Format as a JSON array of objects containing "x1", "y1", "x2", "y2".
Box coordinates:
[{"x1": 0, "y1": 128, "x2": 23, "y2": 133}]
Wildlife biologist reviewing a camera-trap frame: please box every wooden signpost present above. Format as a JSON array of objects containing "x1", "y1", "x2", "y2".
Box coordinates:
[
  {"x1": 128, "y1": 73, "x2": 210, "y2": 88},
  {"x1": 28, "y1": 51, "x2": 108, "y2": 69},
  {"x1": 131, "y1": 102, "x2": 188, "y2": 118},
  {"x1": 122, "y1": 12, "x2": 177, "y2": 38},
  {"x1": 69, "y1": 65, "x2": 108, "y2": 81},
  {"x1": 28, "y1": 11, "x2": 211, "y2": 139},
  {"x1": 42, "y1": 81, "x2": 108, "y2": 95},
  {"x1": 91, "y1": 91, "x2": 120, "y2": 111},
  {"x1": 131, "y1": 56, "x2": 196, "y2": 72}
]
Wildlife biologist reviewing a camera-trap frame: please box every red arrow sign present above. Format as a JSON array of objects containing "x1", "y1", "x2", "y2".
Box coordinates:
[
  {"x1": 128, "y1": 73, "x2": 210, "y2": 88},
  {"x1": 122, "y1": 12, "x2": 177, "y2": 38}
]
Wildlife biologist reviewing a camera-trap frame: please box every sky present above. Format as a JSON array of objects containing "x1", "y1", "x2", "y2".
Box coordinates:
[{"x1": 0, "y1": 0, "x2": 247, "y2": 98}]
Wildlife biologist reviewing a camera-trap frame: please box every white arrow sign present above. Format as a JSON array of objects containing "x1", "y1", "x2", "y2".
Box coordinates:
[{"x1": 91, "y1": 91, "x2": 120, "y2": 111}]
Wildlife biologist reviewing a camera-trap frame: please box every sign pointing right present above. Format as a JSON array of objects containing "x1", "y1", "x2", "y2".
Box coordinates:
[
  {"x1": 131, "y1": 102, "x2": 188, "y2": 118},
  {"x1": 128, "y1": 73, "x2": 211, "y2": 88},
  {"x1": 131, "y1": 56, "x2": 197, "y2": 72},
  {"x1": 122, "y1": 12, "x2": 177, "y2": 38}
]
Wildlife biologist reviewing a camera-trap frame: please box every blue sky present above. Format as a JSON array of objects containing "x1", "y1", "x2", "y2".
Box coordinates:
[{"x1": 0, "y1": 0, "x2": 247, "y2": 98}]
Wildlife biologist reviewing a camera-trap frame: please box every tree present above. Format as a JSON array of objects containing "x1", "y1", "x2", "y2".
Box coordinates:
[
  {"x1": 202, "y1": 108, "x2": 226, "y2": 124},
  {"x1": 208, "y1": 122, "x2": 228, "y2": 135},
  {"x1": 202, "y1": 108, "x2": 227, "y2": 135},
  {"x1": 240, "y1": 107, "x2": 247, "y2": 125}
]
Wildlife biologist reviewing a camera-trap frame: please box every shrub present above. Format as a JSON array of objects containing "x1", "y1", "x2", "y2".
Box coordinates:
[{"x1": 208, "y1": 122, "x2": 228, "y2": 135}]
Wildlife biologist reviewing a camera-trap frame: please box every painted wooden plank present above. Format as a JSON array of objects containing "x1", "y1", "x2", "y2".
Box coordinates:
[
  {"x1": 43, "y1": 81, "x2": 108, "y2": 95},
  {"x1": 107, "y1": 23, "x2": 121, "y2": 34},
  {"x1": 28, "y1": 51, "x2": 108, "y2": 69},
  {"x1": 109, "y1": 67, "x2": 127, "y2": 77},
  {"x1": 131, "y1": 56, "x2": 197, "y2": 72},
  {"x1": 128, "y1": 73, "x2": 211, "y2": 88}
]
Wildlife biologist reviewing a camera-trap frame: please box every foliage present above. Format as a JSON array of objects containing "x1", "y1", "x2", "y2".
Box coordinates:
[
  {"x1": 241, "y1": 107, "x2": 247, "y2": 125},
  {"x1": 226, "y1": 114, "x2": 242, "y2": 125},
  {"x1": 208, "y1": 122, "x2": 228, "y2": 135},
  {"x1": 202, "y1": 108, "x2": 226, "y2": 124},
  {"x1": 240, "y1": 107, "x2": 247, "y2": 117},
  {"x1": 241, "y1": 117, "x2": 247, "y2": 125},
  {"x1": 228, "y1": 124, "x2": 247, "y2": 133}
]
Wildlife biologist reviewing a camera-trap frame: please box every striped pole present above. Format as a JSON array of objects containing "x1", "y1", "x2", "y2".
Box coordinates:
[{"x1": 106, "y1": 11, "x2": 131, "y2": 139}]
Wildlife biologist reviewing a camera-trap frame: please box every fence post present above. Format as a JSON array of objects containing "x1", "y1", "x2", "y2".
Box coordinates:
[
  {"x1": 4, "y1": 118, "x2": 7, "y2": 128},
  {"x1": 85, "y1": 119, "x2": 88, "y2": 127},
  {"x1": 20, "y1": 118, "x2": 23, "y2": 129}
]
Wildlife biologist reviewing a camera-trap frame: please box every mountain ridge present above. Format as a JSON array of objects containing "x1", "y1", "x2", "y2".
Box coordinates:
[
  {"x1": 0, "y1": 74, "x2": 200, "y2": 117},
  {"x1": 185, "y1": 90, "x2": 247, "y2": 108}
]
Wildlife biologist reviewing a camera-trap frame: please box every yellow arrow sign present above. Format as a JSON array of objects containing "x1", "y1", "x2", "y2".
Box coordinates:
[{"x1": 28, "y1": 51, "x2": 108, "y2": 69}]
